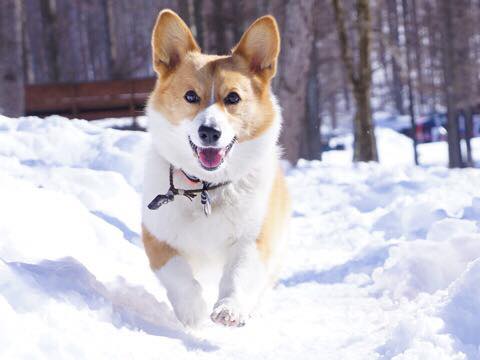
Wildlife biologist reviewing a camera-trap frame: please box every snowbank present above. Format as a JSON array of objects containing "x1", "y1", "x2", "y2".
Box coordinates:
[
  {"x1": 439, "y1": 258, "x2": 480, "y2": 356},
  {"x1": 0, "y1": 115, "x2": 479, "y2": 359},
  {"x1": 325, "y1": 126, "x2": 480, "y2": 167}
]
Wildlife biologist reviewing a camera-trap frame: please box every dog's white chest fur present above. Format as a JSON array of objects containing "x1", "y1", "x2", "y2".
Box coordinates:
[{"x1": 142, "y1": 146, "x2": 275, "y2": 265}]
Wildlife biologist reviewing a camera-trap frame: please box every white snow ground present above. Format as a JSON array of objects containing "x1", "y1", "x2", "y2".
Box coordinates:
[{"x1": 0, "y1": 115, "x2": 479, "y2": 359}]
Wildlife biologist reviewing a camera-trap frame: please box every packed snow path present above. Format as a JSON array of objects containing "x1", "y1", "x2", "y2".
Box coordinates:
[{"x1": 0, "y1": 116, "x2": 479, "y2": 359}]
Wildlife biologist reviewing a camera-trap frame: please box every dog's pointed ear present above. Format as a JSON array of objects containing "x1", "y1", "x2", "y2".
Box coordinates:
[
  {"x1": 151, "y1": 9, "x2": 200, "y2": 76},
  {"x1": 232, "y1": 16, "x2": 280, "y2": 79}
]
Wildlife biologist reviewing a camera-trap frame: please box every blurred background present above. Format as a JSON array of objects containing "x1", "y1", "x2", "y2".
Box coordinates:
[{"x1": 0, "y1": 0, "x2": 478, "y2": 167}]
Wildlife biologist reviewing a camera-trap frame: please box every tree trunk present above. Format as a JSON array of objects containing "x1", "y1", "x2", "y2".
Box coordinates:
[
  {"x1": 352, "y1": 86, "x2": 377, "y2": 161},
  {"x1": 341, "y1": 65, "x2": 351, "y2": 114},
  {"x1": 386, "y1": 0, "x2": 404, "y2": 114},
  {"x1": 198, "y1": 0, "x2": 230, "y2": 54},
  {"x1": 376, "y1": 4, "x2": 391, "y2": 109},
  {"x1": 332, "y1": 0, "x2": 378, "y2": 162},
  {"x1": 453, "y1": 0, "x2": 476, "y2": 166},
  {"x1": 302, "y1": 4, "x2": 322, "y2": 160},
  {"x1": 440, "y1": 0, "x2": 464, "y2": 168},
  {"x1": 358, "y1": 0, "x2": 377, "y2": 162},
  {"x1": 0, "y1": 0, "x2": 24, "y2": 117},
  {"x1": 424, "y1": 1, "x2": 439, "y2": 112},
  {"x1": 401, "y1": 0, "x2": 419, "y2": 165},
  {"x1": 276, "y1": 0, "x2": 316, "y2": 163},
  {"x1": 464, "y1": 108, "x2": 474, "y2": 166},
  {"x1": 106, "y1": 0, "x2": 179, "y2": 79},
  {"x1": 22, "y1": 0, "x2": 59, "y2": 83},
  {"x1": 410, "y1": 0, "x2": 426, "y2": 108}
]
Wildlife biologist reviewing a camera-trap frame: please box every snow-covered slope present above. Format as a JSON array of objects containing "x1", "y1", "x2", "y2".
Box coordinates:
[{"x1": 0, "y1": 115, "x2": 479, "y2": 359}]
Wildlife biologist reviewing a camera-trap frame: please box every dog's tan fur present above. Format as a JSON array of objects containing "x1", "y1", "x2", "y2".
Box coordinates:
[
  {"x1": 256, "y1": 166, "x2": 291, "y2": 262},
  {"x1": 142, "y1": 225, "x2": 178, "y2": 270}
]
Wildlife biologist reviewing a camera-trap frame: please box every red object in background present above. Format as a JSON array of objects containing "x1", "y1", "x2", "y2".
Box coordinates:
[{"x1": 416, "y1": 124, "x2": 424, "y2": 142}]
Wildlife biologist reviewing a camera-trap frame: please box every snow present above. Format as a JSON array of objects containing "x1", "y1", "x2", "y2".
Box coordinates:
[
  {"x1": 0, "y1": 114, "x2": 479, "y2": 359},
  {"x1": 326, "y1": 126, "x2": 480, "y2": 167}
]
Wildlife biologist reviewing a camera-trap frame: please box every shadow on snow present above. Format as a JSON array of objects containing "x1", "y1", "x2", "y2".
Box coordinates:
[
  {"x1": 7, "y1": 257, "x2": 218, "y2": 352},
  {"x1": 280, "y1": 245, "x2": 391, "y2": 287}
]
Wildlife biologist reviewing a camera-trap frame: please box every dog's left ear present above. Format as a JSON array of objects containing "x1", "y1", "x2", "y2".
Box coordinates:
[{"x1": 233, "y1": 16, "x2": 281, "y2": 79}]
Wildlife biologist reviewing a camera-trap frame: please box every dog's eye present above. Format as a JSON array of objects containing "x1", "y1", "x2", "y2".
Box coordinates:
[
  {"x1": 184, "y1": 90, "x2": 200, "y2": 104},
  {"x1": 224, "y1": 92, "x2": 241, "y2": 105}
]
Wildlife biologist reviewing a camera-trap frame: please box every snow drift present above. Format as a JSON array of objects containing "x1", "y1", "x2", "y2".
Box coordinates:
[{"x1": 0, "y1": 115, "x2": 479, "y2": 359}]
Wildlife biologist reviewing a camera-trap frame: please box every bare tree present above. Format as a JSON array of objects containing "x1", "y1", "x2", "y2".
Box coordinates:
[
  {"x1": 107, "y1": 0, "x2": 154, "y2": 79},
  {"x1": 22, "y1": 0, "x2": 59, "y2": 83},
  {"x1": 409, "y1": 0, "x2": 426, "y2": 108},
  {"x1": 440, "y1": 0, "x2": 464, "y2": 168},
  {"x1": 332, "y1": 0, "x2": 378, "y2": 162},
  {"x1": 385, "y1": 0, "x2": 404, "y2": 114},
  {"x1": 275, "y1": 0, "x2": 317, "y2": 162},
  {"x1": 452, "y1": 0, "x2": 476, "y2": 167},
  {"x1": 303, "y1": 4, "x2": 322, "y2": 160},
  {"x1": 401, "y1": 0, "x2": 419, "y2": 165},
  {"x1": 0, "y1": 0, "x2": 24, "y2": 116}
]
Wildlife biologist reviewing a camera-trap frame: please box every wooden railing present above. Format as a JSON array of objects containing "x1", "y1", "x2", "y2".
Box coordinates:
[{"x1": 25, "y1": 78, "x2": 156, "y2": 120}]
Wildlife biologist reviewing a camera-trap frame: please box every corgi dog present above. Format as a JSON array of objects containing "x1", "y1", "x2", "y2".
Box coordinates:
[{"x1": 142, "y1": 9, "x2": 290, "y2": 328}]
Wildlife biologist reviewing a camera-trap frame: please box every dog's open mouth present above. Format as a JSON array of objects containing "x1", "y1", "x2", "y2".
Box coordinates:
[{"x1": 189, "y1": 136, "x2": 237, "y2": 171}]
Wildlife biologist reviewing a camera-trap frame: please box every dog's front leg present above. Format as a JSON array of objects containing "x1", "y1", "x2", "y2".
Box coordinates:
[
  {"x1": 143, "y1": 227, "x2": 207, "y2": 328},
  {"x1": 211, "y1": 242, "x2": 268, "y2": 327},
  {"x1": 156, "y1": 256, "x2": 208, "y2": 328}
]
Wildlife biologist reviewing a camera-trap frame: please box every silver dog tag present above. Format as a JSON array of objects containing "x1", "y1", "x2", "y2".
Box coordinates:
[{"x1": 201, "y1": 190, "x2": 211, "y2": 216}]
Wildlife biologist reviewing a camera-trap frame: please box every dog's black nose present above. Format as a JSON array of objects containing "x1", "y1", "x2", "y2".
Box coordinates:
[{"x1": 198, "y1": 124, "x2": 221, "y2": 145}]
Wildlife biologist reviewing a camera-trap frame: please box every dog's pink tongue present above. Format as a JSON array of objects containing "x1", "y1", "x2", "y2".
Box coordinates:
[{"x1": 198, "y1": 148, "x2": 223, "y2": 169}]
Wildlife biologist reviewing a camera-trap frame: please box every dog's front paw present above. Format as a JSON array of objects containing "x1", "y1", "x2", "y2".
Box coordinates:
[
  {"x1": 211, "y1": 298, "x2": 246, "y2": 327},
  {"x1": 169, "y1": 282, "x2": 208, "y2": 328},
  {"x1": 175, "y1": 296, "x2": 208, "y2": 328}
]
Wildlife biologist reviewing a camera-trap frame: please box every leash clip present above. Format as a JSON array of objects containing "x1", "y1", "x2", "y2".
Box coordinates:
[{"x1": 147, "y1": 188, "x2": 175, "y2": 210}]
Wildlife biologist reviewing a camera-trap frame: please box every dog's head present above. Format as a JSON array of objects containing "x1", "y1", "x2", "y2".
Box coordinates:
[{"x1": 147, "y1": 10, "x2": 281, "y2": 183}]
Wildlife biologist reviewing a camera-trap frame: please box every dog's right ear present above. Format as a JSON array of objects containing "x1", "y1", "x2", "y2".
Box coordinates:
[{"x1": 151, "y1": 9, "x2": 200, "y2": 76}]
